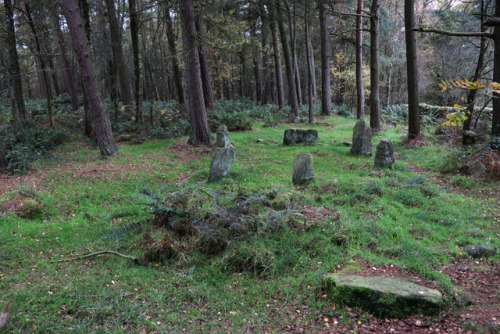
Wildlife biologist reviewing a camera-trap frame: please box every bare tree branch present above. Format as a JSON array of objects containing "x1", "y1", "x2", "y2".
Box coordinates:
[{"x1": 414, "y1": 27, "x2": 493, "y2": 39}]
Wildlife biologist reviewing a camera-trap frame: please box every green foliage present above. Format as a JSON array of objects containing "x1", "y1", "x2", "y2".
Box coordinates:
[
  {"x1": 208, "y1": 100, "x2": 254, "y2": 131},
  {"x1": 0, "y1": 125, "x2": 69, "y2": 172},
  {"x1": 381, "y1": 105, "x2": 408, "y2": 125},
  {"x1": 333, "y1": 104, "x2": 353, "y2": 118}
]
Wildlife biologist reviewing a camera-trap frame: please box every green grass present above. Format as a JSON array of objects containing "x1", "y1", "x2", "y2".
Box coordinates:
[{"x1": 0, "y1": 115, "x2": 498, "y2": 332}]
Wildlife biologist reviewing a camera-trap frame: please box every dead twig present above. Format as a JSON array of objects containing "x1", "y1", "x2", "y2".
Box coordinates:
[{"x1": 50, "y1": 250, "x2": 141, "y2": 265}]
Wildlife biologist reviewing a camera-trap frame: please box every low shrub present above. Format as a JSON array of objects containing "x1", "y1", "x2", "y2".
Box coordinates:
[{"x1": 0, "y1": 125, "x2": 69, "y2": 173}]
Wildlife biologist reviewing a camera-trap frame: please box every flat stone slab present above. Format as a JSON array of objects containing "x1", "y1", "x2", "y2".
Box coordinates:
[
  {"x1": 283, "y1": 129, "x2": 318, "y2": 145},
  {"x1": 464, "y1": 245, "x2": 496, "y2": 258},
  {"x1": 324, "y1": 274, "x2": 442, "y2": 317}
]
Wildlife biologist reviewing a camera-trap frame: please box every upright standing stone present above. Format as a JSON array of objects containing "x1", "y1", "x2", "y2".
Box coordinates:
[
  {"x1": 351, "y1": 120, "x2": 372, "y2": 155},
  {"x1": 209, "y1": 146, "x2": 236, "y2": 182},
  {"x1": 374, "y1": 139, "x2": 395, "y2": 168},
  {"x1": 209, "y1": 125, "x2": 235, "y2": 182},
  {"x1": 292, "y1": 153, "x2": 315, "y2": 185},
  {"x1": 217, "y1": 125, "x2": 231, "y2": 148}
]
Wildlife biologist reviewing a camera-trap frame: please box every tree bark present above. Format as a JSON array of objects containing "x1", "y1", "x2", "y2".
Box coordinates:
[
  {"x1": 165, "y1": 1, "x2": 185, "y2": 106},
  {"x1": 129, "y1": 0, "x2": 144, "y2": 122},
  {"x1": 105, "y1": 0, "x2": 132, "y2": 106},
  {"x1": 405, "y1": 0, "x2": 420, "y2": 139},
  {"x1": 195, "y1": 6, "x2": 215, "y2": 109},
  {"x1": 180, "y1": 0, "x2": 213, "y2": 145},
  {"x1": 3, "y1": 0, "x2": 27, "y2": 123},
  {"x1": 288, "y1": 1, "x2": 302, "y2": 105},
  {"x1": 251, "y1": 22, "x2": 262, "y2": 103},
  {"x1": 62, "y1": 0, "x2": 117, "y2": 155},
  {"x1": 259, "y1": 0, "x2": 272, "y2": 103},
  {"x1": 370, "y1": 0, "x2": 380, "y2": 132},
  {"x1": 356, "y1": 0, "x2": 365, "y2": 119},
  {"x1": 23, "y1": 1, "x2": 54, "y2": 128},
  {"x1": 275, "y1": 0, "x2": 299, "y2": 118},
  {"x1": 305, "y1": 1, "x2": 314, "y2": 123},
  {"x1": 492, "y1": 2, "x2": 500, "y2": 136},
  {"x1": 269, "y1": 0, "x2": 285, "y2": 109},
  {"x1": 463, "y1": 0, "x2": 487, "y2": 139},
  {"x1": 320, "y1": 1, "x2": 331, "y2": 115}
]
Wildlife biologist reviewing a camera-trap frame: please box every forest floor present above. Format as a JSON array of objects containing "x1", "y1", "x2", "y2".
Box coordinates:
[{"x1": 0, "y1": 115, "x2": 499, "y2": 333}]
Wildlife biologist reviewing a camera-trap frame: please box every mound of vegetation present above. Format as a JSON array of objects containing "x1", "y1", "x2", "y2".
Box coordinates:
[{"x1": 135, "y1": 183, "x2": 341, "y2": 275}]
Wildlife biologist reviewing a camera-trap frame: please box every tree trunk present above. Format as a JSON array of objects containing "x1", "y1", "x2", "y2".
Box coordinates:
[
  {"x1": 305, "y1": 2, "x2": 314, "y2": 123},
  {"x1": 356, "y1": 0, "x2": 365, "y2": 119},
  {"x1": 275, "y1": 0, "x2": 299, "y2": 118},
  {"x1": 62, "y1": 0, "x2": 117, "y2": 155},
  {"x1": 492, "y1": 2, "x2": 500, "y2": 136},
  {"x1": 269, "y1": 0, "x2": 285, "y2": 109},
  {"x1": 288, "y1": 2, "x2": 302, "y2": 105},
  {"x1": 259, "y1": 0, "x2": 272, "y2": 104},
  {"x1": 180, "y1": 0, "x2": 213, "y2": 145},
  {"x1": 405, "y1": 0, "x2": 420, "y2": 139},
  {"x1": 195, "y1": 7, "x2": 215, "y2": 109},
  {"x1": 3, "y1": 0, "x2": 27, "y2": 123},
  {"x1": 320, "y1": 2, "x2": 331, "y2": 115},
  {"x1": 463, "y1": 0, "x2": 487, "y2": 141},
  {"x1": 23, "y1": 2, "x2": 54, "y2": 128},
  {"x1": 105, "y1": 0, "x2": 132, "y2": 106},
  {"x1": 49, "y1": 57, "x2": 61, "y2": 97},
  {"x1": 251, "y1": 22, "x2": 262, "y2": 103},
  {"x1": 129, "y1": 0, "x2": 143, "y2": 122},
  {"x1": 165, "y1": 2, "x2": 185, "y2": 106},
  {"x1": 370, "y1": 0, "x2": 380, "y2": 132}
]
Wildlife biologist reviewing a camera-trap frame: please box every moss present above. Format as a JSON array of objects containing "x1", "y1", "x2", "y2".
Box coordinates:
[
  {"x1": 323, "y1": 274, "x2": 442, "y2": 318},
  {"x1": 271, "y1": 193, "x2": 294, "y2": 210},
  {"x1": 18, "y1": 198, "x2": 42, "y2": 219}
]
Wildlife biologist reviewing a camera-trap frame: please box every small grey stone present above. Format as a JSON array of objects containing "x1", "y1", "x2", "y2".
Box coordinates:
[
  {"x1": 374, "y1": 138, "x2": 395, "y2": 168},
  {"x1": 209, "y1": 145, "x2": 236, "y2": 182},
  {"x1": 292, "y1": 153, "x2": 315, "y2": 185},
  {"x1": 464, "y1": 245, "x2": 496, "y2": 258},
  {"x1": 351, "y1": 120, "x2": 372, "y2": 155},
  {"x1": 216, "y1": 125, "x2": 231, "y2": 148}
]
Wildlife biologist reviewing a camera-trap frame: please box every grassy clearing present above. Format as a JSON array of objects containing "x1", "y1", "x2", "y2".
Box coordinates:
[{"x1": 0, "y1": 115, "x2": 498, "y2": 332}]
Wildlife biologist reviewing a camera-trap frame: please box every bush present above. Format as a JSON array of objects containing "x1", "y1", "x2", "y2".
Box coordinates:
[
  {"x1": 208, "y1": 100, "x2": 253, "y2": 131},
  {"x1": 381, "y1": 105, "x2": 409, "y2": 125},
  {"x1": 0, "y1": 125, "x2": 69, "y2": 173},
  {"x1": 333, "y1": 104, "x2": 353, "y2": 117}
]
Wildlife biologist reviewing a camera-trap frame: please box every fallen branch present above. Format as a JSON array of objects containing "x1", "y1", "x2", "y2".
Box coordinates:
[
  {"x1": 51, "y1": 250, "x2": 141, "y2": 265},
  {"x1": 414, "y1": 27, "x2": 493, "y2": 39}
]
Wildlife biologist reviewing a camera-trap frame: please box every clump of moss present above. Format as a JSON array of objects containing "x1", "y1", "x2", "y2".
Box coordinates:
[{"x1": 18, "y1": 198, "x2": 42, "y2": 219}]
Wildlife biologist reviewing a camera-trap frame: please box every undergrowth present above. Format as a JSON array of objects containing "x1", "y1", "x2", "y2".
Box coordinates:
[{"x1": 0, "y1": 110, "x2": 498, "y2": 333}]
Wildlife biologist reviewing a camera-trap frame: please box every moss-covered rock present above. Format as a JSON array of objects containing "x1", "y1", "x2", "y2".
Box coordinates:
[
  {"x1": 323, "y1": 274, "x2": 442, "y2": 318},
  {"x1": 271, "y1": 193, "x2": 294, "y2": 210},
  {"x1": 18, "y1": 198, "x2": 42, "y2": 219}
]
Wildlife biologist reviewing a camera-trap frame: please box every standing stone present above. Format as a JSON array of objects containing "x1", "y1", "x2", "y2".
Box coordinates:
[
  {"x1": 283, "y1": 129, "x2": 319, "y2": 145},
  {"x1": 209, "y1": 145, "x2": 236, "y2": 182},
  {"x1": 351, "y1": 120, "x2": 372, "y2": 155},
  {"x1": 374, "y1": 139, "x2": 395, "y2": 168},
  {"x1": 292, "y1": 153, "x2": 315, "y2": 185},
  {"x1": 216, "y1": 125, "x2": 231, "y2": 148}
]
